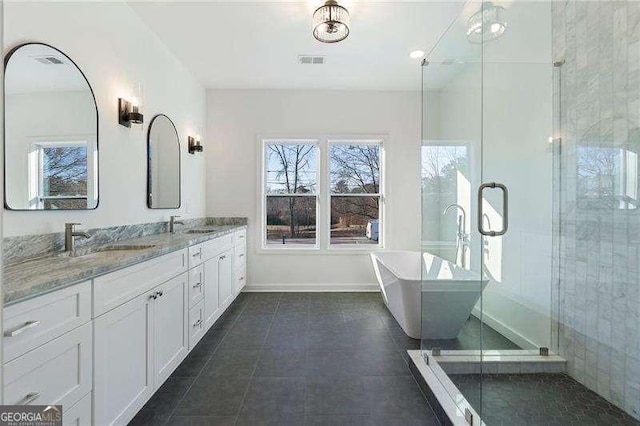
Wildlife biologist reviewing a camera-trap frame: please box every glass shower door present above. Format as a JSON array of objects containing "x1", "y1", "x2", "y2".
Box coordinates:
[{"x1": 420, "y1": 1, "x2": 484, "y2": 418}]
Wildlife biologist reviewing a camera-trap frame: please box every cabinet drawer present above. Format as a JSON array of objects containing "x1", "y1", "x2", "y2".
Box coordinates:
[
  {"x1": 201, "y1": 234, "x2": 233, "y2": 261},
  {"x1": 63, "y1": 391, "x2": 91, "y2": 424},
  {"x1": 234, "y1": 267, "x2": 247, "y2": 295},
  {"x1": 188, "y1": 300, "x2": 205, "y2": 350},
  {"x1": 233, "y1": 229, "x2": 247, "y2": 247},
  {"x1": 4, "y1": 322, "x2": 92, "y2": 410},
  {"x1": 234, "y1": 245, "x2": 246, "y2": 271},
  {"x1": 188, "y1": 264, "x2": 205, "y2": 308},
  {"x1": 93, "y1": 249, "x2": 187, "y2": 317},
  {"x1": 188, "y1": 244, "x2": 204, "y2": 268},
  {"x1": 4, "y1": 281, "x2": 91, "y2": 363}
]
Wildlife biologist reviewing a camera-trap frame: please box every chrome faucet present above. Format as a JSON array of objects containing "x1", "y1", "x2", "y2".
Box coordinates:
[
  {"x1": 169, "y1": 215, "x2": 184, "y2": 234},
  {"x1": 443, "y1": 204, "x2": 470, "y2": 269},
  {"x1": 65, "y1": 223, "x2": 91, "y2": 252}
]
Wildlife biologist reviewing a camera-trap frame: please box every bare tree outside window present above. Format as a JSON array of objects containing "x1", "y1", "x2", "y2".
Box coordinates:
[
  {"x1": 40, "y1": 145, "x2": 88, "y2": 209},
  {"x1": 265, "y1": 143, "x2": 318, "y2": 245},
  {"x1": 329, "y1": 143, "x2": 382, "y2": 245}
]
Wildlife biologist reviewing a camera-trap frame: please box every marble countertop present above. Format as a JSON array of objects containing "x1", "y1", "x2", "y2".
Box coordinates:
[{"x1": 4, "y1": 225, "x2": 247, "y2": 306}]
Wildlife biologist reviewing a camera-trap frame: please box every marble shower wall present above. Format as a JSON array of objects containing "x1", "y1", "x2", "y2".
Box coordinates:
[{"x1": 553, "y1": 0, "x2": 640, "y2": 419}]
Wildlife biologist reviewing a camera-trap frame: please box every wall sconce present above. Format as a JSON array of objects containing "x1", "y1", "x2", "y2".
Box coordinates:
[
  {"x1": 188, "y1": 135, "x2": 203, "y2": 154},
  {"x1": 118, "y1": 97, "x2": 144, "y2": 127},
  {"x1": 118, "y1": 83, "x2": 144, "y2": 128}
]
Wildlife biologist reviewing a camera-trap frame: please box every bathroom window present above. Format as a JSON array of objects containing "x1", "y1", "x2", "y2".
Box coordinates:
[
  {"x1": 29, "y1": 141, "x2": 88, "y2": 210},
  {"x1": 263, "y1": 141, "x2": 319, "y2": 248},
  {"x1": 261, "y1": 137, "x2": 385, "y2": 251},
  {"x1": 329, "y1": 141, "x2": 383, "y2": 247}
]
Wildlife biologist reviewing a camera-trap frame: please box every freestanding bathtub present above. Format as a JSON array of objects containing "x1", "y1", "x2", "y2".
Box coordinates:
[{"x1": 370, "y1": 251, "x2": 487, "y2": 340}]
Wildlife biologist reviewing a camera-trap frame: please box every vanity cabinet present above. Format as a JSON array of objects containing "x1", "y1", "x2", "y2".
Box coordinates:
[
  {"x1": 4, "y1": 227, "x2": 247, "y2": 426},
  {"x1": 94, "y1": 271, "x2": 189, "y2": 426}
]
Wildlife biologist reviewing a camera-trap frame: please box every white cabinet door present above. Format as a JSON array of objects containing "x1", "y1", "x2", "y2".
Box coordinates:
[
  {"x1": 188, "y1": 300, "x2": 206, "y2": 349},
  {"x1": 152, "y1": 273, "x2": 188, "y2": 388},
  {"x1": 234, "y1": 267, "x2": 247, "y2": 296},
  {"x1": 4, "y1": 322, "x2": 92, "y2": 410},
  {"x1": 218, "y1": 249, "x2": 234, "y2": 309},
  {"x1": 94, "y1": 292, "x2": 154, "y2": 426},
  {"x1": 203, "y1": 258, "x2": 220, "y2": 330},
  {"x1": 63, "y1": 391, "x2": 91, "y2": 426}
]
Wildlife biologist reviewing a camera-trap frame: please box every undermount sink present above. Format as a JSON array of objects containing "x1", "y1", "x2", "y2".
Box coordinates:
[
  {"x1": 93, "y1": 244, "x2": 157, "y2": 252},
  {"x1": 184, "y1": 229, "x2": 217, "y2": 234}
]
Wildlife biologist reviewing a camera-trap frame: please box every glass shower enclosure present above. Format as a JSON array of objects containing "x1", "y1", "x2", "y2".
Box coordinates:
[{"x1": 420, "y1": 0, "x2": 558, "y2": 421}]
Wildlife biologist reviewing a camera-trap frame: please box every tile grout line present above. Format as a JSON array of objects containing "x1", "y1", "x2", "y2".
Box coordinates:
[
  {"x1": 233, "y1": 293, "x2": 283, "y2": 425},
  {"x1": 163, "y1": 296, "x2": 251, "y2": 424}
]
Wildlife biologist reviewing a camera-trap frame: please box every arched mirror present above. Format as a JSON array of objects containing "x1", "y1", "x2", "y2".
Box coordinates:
[
  {"x1": 147, "y1": 114, "x2": 181, "y2": 209},
  {"x1": 4, "y1": 43, "x2": 99, "y2": 210}
]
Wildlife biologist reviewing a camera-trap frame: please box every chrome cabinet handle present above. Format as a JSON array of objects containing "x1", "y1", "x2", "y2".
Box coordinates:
[
  {"x1": 193, "y1": 271, "x2": 203, "y2": 288},
  {"x1": 5, "y1": 320, "x2": 41, "y2": 337},
  {"x1": 219, "y1": 255, "x2": 226, "y2": 260},
  {"x1": 477, "y1": 182, "x2": 509, "y2": 237},
  {"x1": 239, "y1": 253, "x2": 245, "y2": 258},
  {"x1": 192, "y1": 251, "x2": 201, "y2": 258},
  {"x1": 149, "y1": 293, "x2": 158, "y2": 300},
  {"x1": 18, "y1": 392, "x2": 40, "y2": 405},
  {"x1": 239, "y1": 277, "x2": 245, "y2": 281},
  {"x1": 193, "y1": 319, "x2": 202, "y2": 328},
  {"x1": 157, "y1": 291, "x2": 164, "y2": 297}
]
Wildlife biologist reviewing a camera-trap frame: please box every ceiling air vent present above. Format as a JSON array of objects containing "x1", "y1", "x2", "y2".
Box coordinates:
[
  {"x1": 298, "y1": 55, "x2": 325, "y2": 65},
  {"x1": 32, "y1": 55, "x2": 65, "y2": 65}
]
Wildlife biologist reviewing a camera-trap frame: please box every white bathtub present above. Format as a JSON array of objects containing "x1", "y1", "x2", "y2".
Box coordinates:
[{"x1": 370, "y1": 251, "x2": 487, "y2": 339}]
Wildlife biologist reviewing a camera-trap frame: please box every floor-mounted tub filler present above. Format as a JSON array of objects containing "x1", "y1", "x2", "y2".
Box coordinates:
[{"x1": 370, "y1": 251, "x2": 488, "y2": 339}]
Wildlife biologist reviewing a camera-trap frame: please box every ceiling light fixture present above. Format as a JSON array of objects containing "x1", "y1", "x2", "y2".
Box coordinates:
[
  {"x1": 313, "y1": 0, "x2": 350, "y2": 44},
  {"x1": 466, "y1": 2, "x2": 507, "y2": 44},
  {"x1": 410, "y1": 50, "x2": 426, "y2": 59}
]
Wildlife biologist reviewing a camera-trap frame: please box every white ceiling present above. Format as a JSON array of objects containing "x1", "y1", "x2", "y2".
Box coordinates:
[{"x1": 128, "y1": 1, "x2": 466, "y2": 91}]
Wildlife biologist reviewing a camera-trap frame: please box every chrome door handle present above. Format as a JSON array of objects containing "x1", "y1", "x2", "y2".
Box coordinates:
[
  {"x1": 5, "y1": 320, "x2": 41, "y2": 337},
  {"x1": 477, "y1": 182, "x2": 509, "y2": 237},
  {"x1": 18, "y1": 392, "x2": 40, "y2": 405}
]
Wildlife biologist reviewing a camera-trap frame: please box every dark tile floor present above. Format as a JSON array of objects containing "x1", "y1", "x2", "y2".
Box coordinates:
[
  {"x1": 129, "y1": 292, "x2": 439, "y2": 426},
  {"x1": 450, "y1": 373, "x2": 640, "y2": 426},
  {"x1": 422, "y1": 316, "x2": 520, "y2": 351}
]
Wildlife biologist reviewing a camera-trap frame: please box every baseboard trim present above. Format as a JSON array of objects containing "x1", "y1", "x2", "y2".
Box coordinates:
[
  {"x1": 243, "y1": 283, "x2": 380, "y2": 292},
  {"x1": 471, "y1": 307, "x2": 538, "y2": 350}
]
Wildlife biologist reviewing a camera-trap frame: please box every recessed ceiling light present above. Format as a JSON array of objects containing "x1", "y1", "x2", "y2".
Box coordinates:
[{"x1": 409, "y1": 50, "x2": 425, "y2": 59}]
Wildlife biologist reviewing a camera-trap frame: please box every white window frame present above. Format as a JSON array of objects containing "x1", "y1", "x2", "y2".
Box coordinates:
[
  {"x1": 259, "y1": 135, "x2": 386, "y2": 253},
  {"x1": 261, "y1": 139, "x2": 321, "y2": 251},
  {"x1": 29, "y1": 139, "x2": 89, "y2": 209},
  {"x1": 327, "y1": 139, "x2": 385, "y2": 250}
]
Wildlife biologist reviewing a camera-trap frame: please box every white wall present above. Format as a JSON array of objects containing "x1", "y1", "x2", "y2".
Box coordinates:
[
  {"x1": 3, "y1": 1, "x2": 206, "y2": 236},
  {"x1": 207, "y1": 89, "x2": 421, "y2": 290}
]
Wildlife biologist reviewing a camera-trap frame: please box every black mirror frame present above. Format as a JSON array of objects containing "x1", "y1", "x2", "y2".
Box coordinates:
[
  {"x1": 146, "y1": 114, "x2": 181, "y2": 210},
  {"x1": 3, "y1": 42, "x2": 100, "y2": 211}
]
